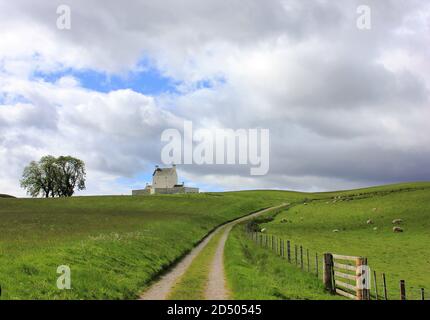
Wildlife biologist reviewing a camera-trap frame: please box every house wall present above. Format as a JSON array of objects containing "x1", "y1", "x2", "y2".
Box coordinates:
[
  {"x1": 153, "y1": 170, "x2": 178, "y2": 188},
  {"x1": 154, "y1": 187, "x2": 199, "y2": 194},
  {"x1": 132, "y1": 189, "x2": 151, "y2": 196},
  {"x1": 132, "y1": 186, "x2": 199, "y2": 195}
]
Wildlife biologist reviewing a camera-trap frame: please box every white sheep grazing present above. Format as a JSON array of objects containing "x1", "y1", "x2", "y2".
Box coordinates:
[
  {"x1": 393, "y1": 226, "x2": 403, "y2": 233},
  {"x1": 392, "y1": 219, "x2": 403, "y2": 224},
  {"x1": 367, "y1": 219, "x2": 373, "y2": 224}
]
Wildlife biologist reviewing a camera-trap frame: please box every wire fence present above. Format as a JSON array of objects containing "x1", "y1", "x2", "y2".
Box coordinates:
[{"x1": 244, "y1": 224, "x2": 427, "y2": 300}]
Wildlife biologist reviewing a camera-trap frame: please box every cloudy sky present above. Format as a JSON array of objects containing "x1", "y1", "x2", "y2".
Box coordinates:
[{"x1": 1, "y1": 0, "x2": 430, "y2": 196}]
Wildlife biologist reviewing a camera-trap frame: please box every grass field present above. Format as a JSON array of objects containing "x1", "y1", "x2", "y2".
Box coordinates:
[
  {"x1": 0, "y1": 191, "x2": 291, "y2": 299},
  {"x1": 225, "y1": 223, "x2": 342, "y2": 300},
  {"x1": 1, "y1": 182, "x2": 429, "y2": 300},
  {"x1": 249, "y1": 182, "x2": 430, "y2": 300}
]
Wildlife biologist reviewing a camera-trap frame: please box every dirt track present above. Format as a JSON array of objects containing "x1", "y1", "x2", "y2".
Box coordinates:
[{"x1": 140, "y1": 204, "x2": 285, "y2": 300}]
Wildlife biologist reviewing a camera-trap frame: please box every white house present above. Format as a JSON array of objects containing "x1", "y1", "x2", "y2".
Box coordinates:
[
  {"x1": 132, "y1": 165, "x2": 199, "y2": 195},
  {"x1": 152, "y1": 166, "x2": 178, "y2": 189}
]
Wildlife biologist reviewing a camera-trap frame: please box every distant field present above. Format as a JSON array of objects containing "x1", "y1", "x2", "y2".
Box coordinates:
[
  {"x1": 0, "y1": 194, "x2": 15, "y2": 198},
  {"x1": 0, "y1": 191, "x2": 293, "y2": 299},
  {"x1": 253, "y1": 182, "x2": 430, "y2": 300}
]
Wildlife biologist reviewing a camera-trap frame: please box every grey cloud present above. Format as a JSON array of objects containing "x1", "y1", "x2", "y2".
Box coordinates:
[{"x1": 1, "y1": 0, "x2": 430, "y2": 195}]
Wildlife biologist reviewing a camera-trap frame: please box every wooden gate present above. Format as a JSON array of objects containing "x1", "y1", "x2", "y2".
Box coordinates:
[{"x1": 323, "y1": 253, "x2": 370, "y2": 300}]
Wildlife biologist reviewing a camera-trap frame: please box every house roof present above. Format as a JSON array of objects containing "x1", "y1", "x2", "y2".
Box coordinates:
[{"x1": 152, "y1": 167, "x2": 176, "y2": 177}]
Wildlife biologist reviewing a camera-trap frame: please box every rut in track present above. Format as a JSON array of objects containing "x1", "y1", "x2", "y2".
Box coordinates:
[{"x1": 140, "y1": 204, "x2": 286, "y2": 300}]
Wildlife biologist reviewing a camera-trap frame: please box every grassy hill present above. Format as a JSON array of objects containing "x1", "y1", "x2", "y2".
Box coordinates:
[
  {"x1": 0, "y1": 191, "x2": 298, "y2": 299},
  {"x1": 227, "y1": 182, "x2": 430, "y2": 300},
  {"x1": 0, "y1": 194, "x2": 15, "y2": 198},
  {"x1": 1, "y1": 183, "x2": 429, "y2": 300}
]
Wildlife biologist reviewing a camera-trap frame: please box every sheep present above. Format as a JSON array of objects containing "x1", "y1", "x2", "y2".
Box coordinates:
[
  {"x1": 393, "y1": 227, "x2": 403, "y2": 233},
  {"x1": 367, "y1": 219, "x2": 374, "y2": 224},
  {"x1": 392, "y1": 219, "x2": 403, "y2": 224},
  {"x1": 332, "y1": 229, "x2": 339, "y2": 233}
]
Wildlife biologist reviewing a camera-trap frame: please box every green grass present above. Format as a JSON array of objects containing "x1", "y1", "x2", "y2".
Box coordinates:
[
  {"x1": 0, "y1": 191, "x2": 291, "y2": 299},
  {"x1": 168, "y1": 228, "x2": 225, "y2": 300},
  {"x1": 225, "y1": 224, "x2": 342, "y2": 300},
  {"x1": 2, "y1": 182, "x2": 429, "y2": 300},
  {"x1": 257, "y1": 182, "x2": 430, "y2": 300},
  {"x1": 0, "y1": 194, "x2": 15, "y2": 198}
]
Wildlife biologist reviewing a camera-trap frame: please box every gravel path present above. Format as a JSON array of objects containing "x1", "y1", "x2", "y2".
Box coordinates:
[
  {"x1": 204, "y1": 224, "x2": 232, "y2": 299},
  {"x1": 140, "y1": 204, "x2": 286, "y2": 300},
  {"x1": 139, "y1": 228, "x2": 220, "y2": 300},
  {"x1": 204, "y1": 205, "x2": 286, "y2": 299}
]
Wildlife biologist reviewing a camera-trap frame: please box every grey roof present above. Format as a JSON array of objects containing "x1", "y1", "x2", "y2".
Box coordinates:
[{"x1": 153, "y1": 167, "x2": 176, "y2": 177}]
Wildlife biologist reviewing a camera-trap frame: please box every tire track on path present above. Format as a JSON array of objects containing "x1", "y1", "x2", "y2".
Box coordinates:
[{"x1": 140, "y1": 204, "x2": 286, "y2": 300}]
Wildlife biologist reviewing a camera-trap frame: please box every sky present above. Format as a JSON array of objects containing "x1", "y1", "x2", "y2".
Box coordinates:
[{"x1": 1, "y1": 0, "x2": 430, "y2": 196}]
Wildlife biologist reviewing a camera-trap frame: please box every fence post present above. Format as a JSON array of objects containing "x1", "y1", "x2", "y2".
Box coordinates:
[
  {"x1": 421, "y1": 288, "x2": 425, "y2": 300},
  {"x1": 373, "y1": 270, "x2": 379, "y2": 300},
  {"x1": 382, "y1": 273, "x2": 388, "y2": 300},
  {"x1": 356, "y1": 257, "x2": 369, "y2": 300},
  {"x1": 283, "y1": 240, "x2": 285, "y2": 258},
  {"x1": 400, "y1": 280, "x2": 406, "y2": 300},
  {"x1": 287, "y1": 241, "x2": 291, "y2": 262},
  {"x1": 281, "y1": 240, "x2": 284, "y2": 258},
  {"x1": 300, "y1": 246, "x2": 303, "y2": 270},
  {"x1": 323, "y1": 253, "x2": 334, "y2": 293},
  {"x1": 306, "y1": 249, "x2": 310, "y2": 272},
  {"x1": 295, "y1": 245, "x2": 298, "y2": 266},
  {"x1": 315, "y1": 253, "x2": 319, "y2": 278}
]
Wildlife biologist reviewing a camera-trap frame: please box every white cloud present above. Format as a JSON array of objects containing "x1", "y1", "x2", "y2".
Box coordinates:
[{"x1": 1, "y1": 0, "x2": 430, "y2": 196}]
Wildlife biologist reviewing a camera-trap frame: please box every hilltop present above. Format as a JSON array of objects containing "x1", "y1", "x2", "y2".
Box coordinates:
[{"x1": 0, "y1": 194, "x2": 15, "y2": 198}]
